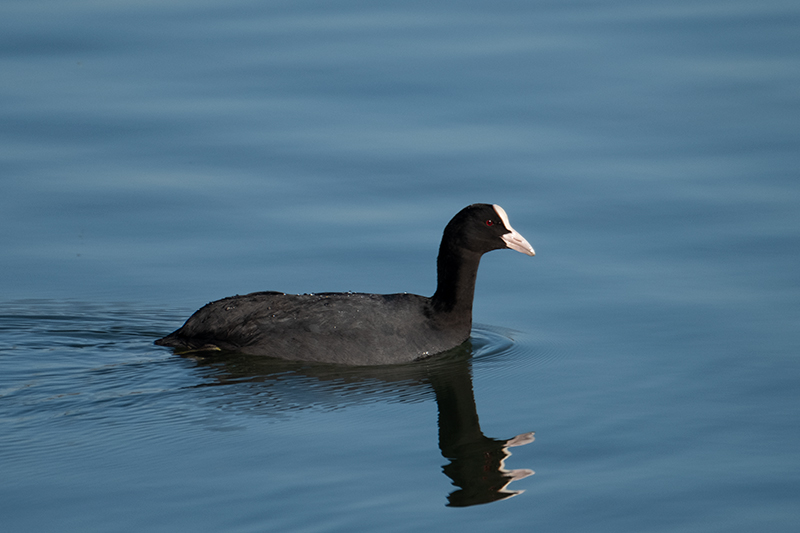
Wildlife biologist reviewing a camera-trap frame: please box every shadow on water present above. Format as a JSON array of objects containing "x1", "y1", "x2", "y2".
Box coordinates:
[{"x1": 185, "y1": 340, "x2": 535, "y2": 507}]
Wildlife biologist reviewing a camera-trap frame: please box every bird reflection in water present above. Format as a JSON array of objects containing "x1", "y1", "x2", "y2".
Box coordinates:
[
  {"x1": 184, "y1": 342, "x2": 534, "y2": 507},
  {"x1": 432, "y1": 365, "x2": 534, "y2": 506}
]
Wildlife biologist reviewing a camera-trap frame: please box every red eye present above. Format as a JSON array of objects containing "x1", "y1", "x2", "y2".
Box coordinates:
[{"x1": 485, "y1": 220, "x2": 494, "y2": 226}]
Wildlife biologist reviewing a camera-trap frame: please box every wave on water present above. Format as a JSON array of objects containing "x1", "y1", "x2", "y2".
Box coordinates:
[
  {"x1": 471, "y1": 323, "x2": 565, "y2": 372},
  {"x1": 0, "y1": 301, "x2": 562, "y2": 422}
]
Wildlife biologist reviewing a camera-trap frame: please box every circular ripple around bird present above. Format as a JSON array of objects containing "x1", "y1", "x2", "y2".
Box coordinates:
[{"x1": 470, "y1": 323, "x2": 566, "y2": 374}]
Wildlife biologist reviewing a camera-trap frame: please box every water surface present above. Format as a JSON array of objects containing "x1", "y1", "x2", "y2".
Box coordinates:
[{"x1": 1, "y1": 1, "x2": 799, "y2": 531}]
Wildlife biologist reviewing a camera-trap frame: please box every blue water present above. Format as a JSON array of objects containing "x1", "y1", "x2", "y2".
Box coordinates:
[{"x1": 2, "y1": 0, "x2": 799, "y2": 531}]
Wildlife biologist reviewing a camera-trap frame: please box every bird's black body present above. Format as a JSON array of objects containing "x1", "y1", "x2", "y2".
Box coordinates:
[{"x1": 155, "y1": 203, "x2": 534, "y2": 365}]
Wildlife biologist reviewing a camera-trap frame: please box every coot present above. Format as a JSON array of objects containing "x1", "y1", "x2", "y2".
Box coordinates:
[{"x1": 155, "y1": 203, "x2": 534, "y2": 365}]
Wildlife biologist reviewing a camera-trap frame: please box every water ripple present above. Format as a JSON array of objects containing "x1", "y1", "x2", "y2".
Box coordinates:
[
  {"x1": 471, "y1": 323, "x2": 565, "y2": 373},
  {"x1": 1, "y1": 301, "x2": 557, "y2": 429}
]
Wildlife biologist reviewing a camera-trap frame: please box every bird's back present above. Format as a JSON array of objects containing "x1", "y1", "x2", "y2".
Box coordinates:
[{"x1": 156, "y1": 291, "x2": 470, "y2": 365}]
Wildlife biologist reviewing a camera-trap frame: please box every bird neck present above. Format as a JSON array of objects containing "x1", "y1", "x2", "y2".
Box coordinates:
[{"x1": 431, "y1": 243, "x2": 482, "y2": 322}]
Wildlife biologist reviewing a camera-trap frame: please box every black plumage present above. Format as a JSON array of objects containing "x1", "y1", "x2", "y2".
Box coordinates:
[{"x1": 155, "y1": 203, "x2": 534, "y2": 365}]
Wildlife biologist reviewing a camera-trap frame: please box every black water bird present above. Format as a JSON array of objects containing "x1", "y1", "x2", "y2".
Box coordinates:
[{"x1": 155, "y1": 203, "x2": 534, "y2": 365}]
